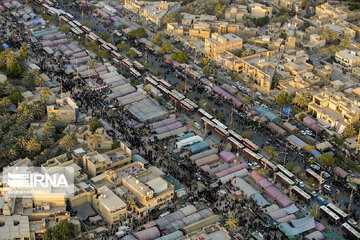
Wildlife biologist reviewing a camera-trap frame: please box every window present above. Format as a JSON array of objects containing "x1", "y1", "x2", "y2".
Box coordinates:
[{"x1": 315, "y1": 98, "x2": 321, "y2": 105}]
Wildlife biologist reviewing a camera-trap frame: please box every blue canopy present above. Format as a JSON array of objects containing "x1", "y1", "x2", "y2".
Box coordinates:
[
  {"x1": 33, "y1": 19, "x2": 41, "y2": 25},
  {"x1": 311, "y1": 150, "x2": 321, "y2": 156},
  {"x1": 2, "y1": 43, "x2": 9, "y2": 48},
  {"x1": 283, "y1": 107, "x2": 293, "y2": 117}
]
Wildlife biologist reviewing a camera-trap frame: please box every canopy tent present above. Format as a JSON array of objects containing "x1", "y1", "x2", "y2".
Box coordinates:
[
  {"x1": 305, "y1": 231, "x2": 324, "y2": 240},
  {"x1": 195, "y1": 154, "x2": 219, "y2": 167},
  {"x1": 279, "y1": 223, "x2": 296, "y2": 240},
  {"x1": 264, "y1": 185, "x2": 282, "y2": 201},
  {"x1": 187, "y1": 141, "x2": 210, "y2": 154},
  {"x1": 263, "y1": 204, "x2": 279, "y2": 213},
  {"x1": 333, "y1": 166, "x2": 349, "y2": 179},
  {"x1": 282, "y1": 107, "x2": 293, "y2": 117},
  {"x1": 156, "y1": 127, "x2": 187, "y2": 140},
  {"x1": 250, "y1": 110, "x2": 259, "y2": 116},
  {"x1": 251, "y1": 192, "x2": 270, "y2": 207},
  {"x1": 283, "y1": 122, "x2": 298, "y2": 132},
  {"x1": 258, "y1": 178, "x2": 272, "y2": 189},
  {"x1": 179, "y1": 205, "x2": 197, "y2": 216},
  {"x1": 216, "y1": 163, "x2": 249, "y2": 179},
  {"x1": 303, "y1": 116, "x2": 324, "y2": 133},
  {"x1": 311, "y1": 150, "x2": 321, "y2": 157},
  {"x1": 127, "y1": 98, "x2": 168, "y2": 123},
  {"x1": 316, "y1": 141, "x2": 333, "y2": 152},
  {"x1": 277, "y1": 214, "x2": 296, "y2": 223},
  {"x1": 267, "y1": 122, "x2": 287, "y2": 136},
  {"x1": 264, "y1": 111, "x2": 280, "y2": 122},
  {"x1": 133, "y1": 227, "x2": 160, "y2": 240},
  {"x1": 283, "y1": 204, "x2": 299, "y2": 214},
  {"x1": 176, "y1": 133, "x2": 195, "y2": 142},
  {"x1": 290, "y1": 215, "x2": 316, "y2": 235},
  {"x1": 315, "y1": 222, "x2": 326, "y2": 232},
  {"x1": 276, "y1": 194, "x2": 294, "y2": 208},
  {"x1": 208, "y1": 163, "x2": 230, "y2": 175},
  {"x1": 250, "y1": 170, "x2": 263, "y2": 183},
  {"x1": 256, "y1": 107, "x2": 269, "y2": 115},
  {"x1": 286, "y1": 135, "x2": 307, "y2": 149},
  {"x1": 190, "y1": 148, "x2": 218, "y2": 162},
  {"x1": 156, "y1": 211, "x2": 185, "y2": 230},
  {"x1": 220, "y1": 169, "x2": 248, "y2": 184},
  {"x1": 268, "y1": 209, "x2": 288, "y2": 220},
  {"x1": 150, "y1": 117, "x2": 178, "y2": 130},
  {"x1": 154, "y1": 230, "x2": 184, "y2": 240},
  {"x1": 231, "y1": 178, "x2": 258, "y2": 199},
  {"x1": 219, "y1": 151, "x2": 237, "y2": 163},
  {"x1": 2, "y1": 43, "x2": 9, "y2": 48}
]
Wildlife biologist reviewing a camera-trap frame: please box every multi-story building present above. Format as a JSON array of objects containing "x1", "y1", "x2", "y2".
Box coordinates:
[
  {"x1": 0, "y1": 215, "x2": 30, "y2": 240},
  {"x1": 47, "y1": 97, "x2": 79, "y2": 123},
  {"x1": 274, "y1": 0, "x2": 296, "y2": 9},
  {"x1": 249, "y1": 3, "x2": 272, "y2": 19},
  {"x1": 278, "y1": 76, "x2": 310, "y2": 96},
  {"x1": 315, "y1": 65, "x2": 332, "y2": 79},
  {"x1": 308, "y1": 89, "x2": 360, "y2": 131},
  {"x1": 204, "y1": 33, "x2": 243, "y2": 60},
  {"x1": 316, "y1": 3, "x2": 348, "y2": 20},
  {"x1": 335, "y1": 50, "x2": 360, "y2": 71},
  {"x1": 224, "y1": 6, "x2": 248, "y2": 23},
  {"x1": 76, "y1": 126, "x2": 113, "y2": 151},
  {"x1": 82, "y1": 144, "x2": 132, "y2": 177},
  {"x1": 189, "y1": 23, "x2": 211, "y2": 39}
]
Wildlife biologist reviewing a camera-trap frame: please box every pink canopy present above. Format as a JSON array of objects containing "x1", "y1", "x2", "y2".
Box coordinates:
[
  {"x1": 250, "y1": 171, "x2": 263, "y2": 183},
  {"x1": 264, "y1": 185, "x2": 282, "y2": 201},
  {"x1": 216, "y1": 163, "x2": 248, "y2": 178},
  {"x1": 258, "y1": 178, "x2": 272, "y2": 189},
  {"x1": 276, "y1": 194, "x2": 294, "y2": 208},
  {"x1": 315, "y1": 222, "x2": 326, "y2": 232},
  {"x1": 219, "y1": 151, "x2": 236, "y2": 163}
]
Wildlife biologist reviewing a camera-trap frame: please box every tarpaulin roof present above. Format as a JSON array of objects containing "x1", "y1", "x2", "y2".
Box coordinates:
[
  {"x1": 127, "y1": 99, "x2": 168, "y2": 123},
  {"x1": 333, "y1": 166, "x2": 349, "y2": 178},
  {"x1": 154, "y1": 122, "x2": 183, "y2": 134},
  {"x1": 250, "y1": 110, "x2": 259, "y2": 116},
  {"x1": 187, "y1": 141, "x2": 210, "y2": 154},
  {"x1": 315, "y1": 222, "x2": 326, "y2": 232},
  {"x1": 133, "y1": 227, "x2": 160, "y2": 240},
  {"x1": 250, "y1": 170, "x2": 263, "y2": 183},
  {"x1": 277, "y1": 214, "x2": 296, "y2": 223},
  {"x1": 275, "y1": 194, "x2": 294, "y2": 208},
  {"x1": 283, "y1": 122, "x2": 298, "y2": 132},
  {"x1": 258, "y1": 178, "x2": 272, "y2": 189},
  {"x1": 268, "y1": 209, "x2": 288, "y2": 220},
  {"x1": 316, "y1": 141, "x2": 332, "y2": 151},
  {"x1": 208, "y1": 163, "x2": 229, "y2": 175},
  {"x1": 311, "y1": 150, "x2": 321, "y2": 156},
  {"x1": 2, "y1": 43, "x2": 9, "y2": 48},
  {"x1": 156, "y1": 211, "x2": 185, "y2": 230},
  {"x1": 256, "y1": 107, "x2": 269, "y2": 115},
  {"x1": 154, "y1": 230, "x2": 184, "y2": 240},
  {"x1": 264, "y1": 185, "x2": 282, "y2": 201},
  {"x1": 190, "y1": 148, "x2": 218, "y2": 162},
  {"x1": 283, "y1": 107, "x2": 293, "y2": 117},
  {"x1": 195, "y1": 154, "x2": 219, "y2": 167},
  {"x1": 267, "y1": 122, "x2": 287, "y2": 136},
  {"x1": 263, "y1": 204, "x2": 279, "y2": 213},
  {"x1": 219, "y1": 151, "x2": 236, "y2": 163},
  {"x1": 290, "y1": 215, "x2": 316, "y2": 235},
  {"x1": 72, "y1": 203, "x2": 96, "y2": 221},
  {"x1": 156, "y1": 127, "x2": 187, "y2": 140},
  {"x1": 179, "y1": 205, "x2": 197, "y2": 216},
  {"x1": 286, "y1": 135, "x2": 307, "y2": 149},
  {"x1": 118, "y1": 92, "x2": 147, "y2": 106},
  {"x1": 305, "y1": 231, "x2": 324, "y2": 240},
  {"x1": 279, "y1": 223, "x2": 296, "y2": 240},
  {"x1": 150, "y1": 117, "x2": 178, "y2": 130},
  {"x1": 251, "y1": 192, "x2": 270, "y2": 207},
  {"x1": 264, "y1": 111, "x2": 280, "y2": 122},
  {"x1": 231, "y1": 177, "x2": 258, "y2": 199},
  {"x1": 216, "y1": 163, "x2": 249, "y2": 178},
  {"x1": 176, "y1": 133, "x2": 195, "y2": 142},
  {"x1": 220, "y1": 169, "x2": 248, "y2": 184},
  {"x1": 283, "y1": 204, "x2": 299, "y2": 214}
]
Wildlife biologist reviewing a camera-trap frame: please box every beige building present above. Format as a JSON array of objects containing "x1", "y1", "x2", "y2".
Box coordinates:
[
  {"x1": 204, "y1": 33, "x2": 243, "y2": 60},
  {"x1": 278, "y1": 76, "x2": 311, "y2": 96},
  {"x1": 0, "y1": 215, "x2": 30, "y2": 240},
  {"x1": 189, "y1": 23, "x2": 211, "y2": 39},
  {"x1": 308, "y1": 90, "x2": 360, "y2": 132},
  {"x1": 76, "y1": 126, "x2": 113, "y2": 151},
  {"x1": 249, "y1": 3, "x2": 272, "y2": 19},
  {"x1": 315, "y1": 65, "x2": 332, "y2": 79},
  {"x1": 274, "y1": 0, "x2": 296, "y2": 9},
  {"x1": 316, "y1": 3, "x2": 348, "y2": 20},
  {"x1": 309, "y1": 34, "x2": 326, "y2": 48},
  {"x1": 47, "y1": 97, "x2": 79, "y2": 123},
  {"x1": 225, "y1": 6, "x2": 247, "y2": 22},
  {"x1": 335, "y1": 50, "x2": 360, "y2": 70},
  {"x1": 82, "y1": 144, "x2": 132, "y2": 177}
]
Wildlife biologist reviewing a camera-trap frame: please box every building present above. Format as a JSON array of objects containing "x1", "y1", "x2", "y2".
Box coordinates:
[
  {"x1": 249, "y1": 3, "x2": 272, "y2": 19},
  {"x1": 204, "y1": 33, "x2": 243, "y2": 60},
  {"x1": 278, "y1": 76, "x2": 310, "y2": 96},
  {"x1": 82, "y1": 144, "x2": 132, "y2": 177},
  {"x1": 316, "y1": 3, "x2": 349, "y2": 20},
  {"x1": 29, "y1": 216, "x2": 80, "y2": 239},
  {"x1": 315, "y1": 65, "x2": 332, "y2": 79},
  {"x1": 76, "y1": 126, "x2": 113, "y2": 151},
  {"x1": 308, "y1": 89, "x2": 360, "y2": 132},
  {"x1": 47, "y1": 97, "x2": 79, "y2": 123},
  {"x1": 189, "y1": 23, "x2": 211, "y2": 39},
  {"x1": 309, "y1": 34, "x2": 326, "y2": 48},
  {"x1": 224, "y1": 6, "x2": 247, "y2": 23},
  {"x1": 0, "y1": 215, "x2": 30, "y2": 240},
  {"x1": 274, "y1": 0, "x2": 296, "y2": 9},
  {"x1": 335, "y1": 50, "x2": 360, "y2": 71}
]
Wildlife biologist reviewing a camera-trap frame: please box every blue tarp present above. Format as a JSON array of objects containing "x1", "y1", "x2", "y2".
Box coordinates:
[
  {"x1": 176, "y1": 133, "x2": 195, "y2": 142},
  {"x1": 132, "y1": 154, "x2": 149, "y2": 165},
  {"x1": 283, "y1": 107, "x2": 293, "y2": 117},
  {"x1": 187, "y1": 141, "x2": 210, "y2": 154},
  {"x1": 256, "y1": 107, "x2": 269, "y2": 115},
  {"x1": 311, "y1": 150, "x2": 321, "y2": 156},
  {"x1": 33, "y1": 19, "x2": 41, "y2": 25},
  {"x1": 251, "y1": 192, "x2": 270, "y2": 207},
  {"x1": 264, "y1": 111, "x2": 280, "y2": 122},
  {"x1": 2, "y1": 43, "x2": 9, "y2": 48}
]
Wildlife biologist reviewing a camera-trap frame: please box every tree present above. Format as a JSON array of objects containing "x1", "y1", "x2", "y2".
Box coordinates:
[
  {"x1": 295, "y1": 92, "x2": 310, "y2": 109},
  {"x1": 25, "y1": 136, "x2": 41, "y2": 154},
  {"x1": 7, "y1": 61, "x2": 22, "y2": 78},
  {"x1": 230, "y1": 122, "x2": 238, "y2": 129},
  {"x1": 205, "y1": 103, "x2": 213, "y2": 113},
  {"x1": 34, "y1": 76, "x2": 45, "y2": 87},
  {"x1": 286, "y1": 162, "x2": 294, "y2": 171},
  {"x1": 163, "y1": 12, "x2": 180, "y2": 24},
  {"x1": 279, "y1": 7, "x2": 288, "y2": 16},
  {"x1": 310, "y1": 208, "x2": 319, "y2": 217},
  {"x1": 59, "y1": 133, "x2": 76, "y2": 150},
  {"x1": 151, "y1": 33, "x2": 163, "y2": 46},
  {"x1": 214, "y1": 0, "x2": 227, "y2": 18},
  {"x1": 127, "y1": 49, "x2": 138, "y2": 59},
  {"x1": 96, "y1": 50, "x2": 108, "y2": 59},
  {"x1": 85, "y1": 41, "x2": 98, "y2": 52},
  {"x1": 128, "y1": 27, "x2": 147, "y2": 38},
  {"x1": 303, "y1": 144, "x2": 315, "y2": 153},
  {"x1": 301, "y1": 0, "x2": 310, "y2": 9},
  {"x1": 265, "y1": 145, "x2": 275, "y2": 155},
  {"x1": 255, "y1": 16, "x2": 269, "y2": 27},
  {"x1": 276, "y1": 92, "x2": 291, "y2": 117},
  {"x1": 320, "y1": 153, "x2": 335, "y2": 170},
  {"x1": 18, "y1": 42, "x2": 28, "y2": 59},
  {"x1": 224, "y1": 218, "x2": 238, "y2": 232},
  {"x1": 8, "y1": 92, "x2": 23, "y2": 105},
  {"x1": 293, "y1": 166, "x2": 301, "y2": 175},
  {"x1": 89, "y1": 118, "x2": 103, "y2": 133},
  {"x1": 242, "y1": 130, "x2": 252, "y2": 139},
  {"x1": 241, "y1": 96, "x2": 251, "y2": 106},
  {"x1": 217, "y1": 112, "x2": 225, "y2": 121},
  {"x1": 117, "y1": 24, "x2": 128, "y2": 30},
  {"x1": 60, "y1": 24, "x2": 70, "y2": 33},
  {"x1": 340, "y1": 37, "x2": 351, "y2": 49},
  {"x1": 161, "y1": 42, "x2": 174, "y2": 54},
  {"x1": 116, "y1": 42, "x2": 128, "y2": 52},
  {"x1": 186, "y1": 92, "x2": 195, "y2": 101},
  {"x1": 0, "y1": 97, "x2": 11, "y2": 108},
  {"x1": 330, "y1": 44, "x2": 340, "y2": 54},
  {"x1": 98, "y1": 32, "x2": 111, "y2": 42},
  {"x1": 87, "y1": 59, "x2": 98, "y2": 71},
  {"x1": 330, "y1": 31, "x2": 339, "y2": 43},
  {"x1": 40, "y1": 87, "x2": 52, "y2": 100},
  {"x1": 171, "y1": 51, "x2": 188, "y2": 63},
  {"x1": 90, "y1": 132, "x2": 102, "y2": 149},
  {"x1": 321, "y1": 27, "x2": 330, "y2": 42},
  {"x1": 44, "y1": 221, "x2": 78, "y2": 240},
  {"x1": 126, "y1": 198, "x2": 136, "y2": 221},
  {"x1": 202, "y1": 65, "x2": 213, "y2": 76},
  {"x1": 349, "y1": 3, "x2": 360, "y2": 11},
  {"x1": 343, "y1": 124, "x2": 357, "y2": 138},
  {"x1": 176, "y1": 82, "x2": 186, "y2": 92}
]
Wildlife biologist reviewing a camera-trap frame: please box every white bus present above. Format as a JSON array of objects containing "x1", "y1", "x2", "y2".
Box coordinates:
[
  {"x1": 276, "y1": 172, "x2": 295, "y2": 186},
  {"x1": 214, "y1": 125, "x2": 229, "y2": 139},
  {"x1": 180, "y1": 100, "x2": 195, "y2": 112},
  {"x1": 244, "y1": 148, "x2": 261, "y2": 161},
  {"x1": 111, "y1": 51, "x2": 121, "y2": 60},
  {"x1": 320, "y1": 206, "x2": 340, "y2": 222},
  {"x1": 306, "y1": 168, "x2": 325, "y2": 185},
  {"x1": 100, "y1": 44, "x2": 112, "y2": 53},
  {"x1": 81, "y1": 25, "x2": 91, "y2": 34},
  {"x1": 133, "y1": 61, "x2": 145, "y2": 72},
  {"x1": 107, "y1": 43, "x2": 117, "y2": 51},
  {"x1": 176, "y1": 136, "x2": 203, "y2": 149},
  {"x1": 198, "y1": 108, "x2": 213, "y2": 120},
  {"x1": 183, "y1": 98, "x2": 198, "y2": 110},
  {"x1": 227, "y1": 137, "x2": 244, "y2": 150},
  {"x1": 170, "y1": 90, "x2": 185, "y2": 102},
  {"x1": 327, "y1": 203, "x2": 349, "y2": 220},
  {"x1": 259, "y1": 158, "x2": 277, "y2": 172},
  {"x1": 72, "y1": 20, "x2": 82, "y2": 27},
  {"x1": 130, "y1": 47, "x2": 142, "y2": 58},
  {"x1": 229, "y1": 130, "x2": 245, "y2": 143},
  {"x1": 157, "y1": 85, "x2": 170, "y2": 95},
  {"x1": 277, "y1": 164, "x2": 295, "y2": 179},
  {"x1": 212, "y1": 119, "x2": 227, "y2": 130},
  {"x1": 342, "y1": 222, "x2": 360, "y2": 240},
  {"x1": 159, "y1": 79, "x2": 172, "y2": 89},
  {"x1": 291, "y1": 186, "x2": 311, "y2": 203},
  {"x1": 200, "y1": 117, "x2": 216, "y2": 129},
  {"x1": 130, "y1": 68, "x2": 141, "y2": 78},
  {"x1": 121, "y1": 58, "x2": 133, "y2": 69},
  {"x1": 242, "y1": 138, "x2": 259, "y2": 152}
]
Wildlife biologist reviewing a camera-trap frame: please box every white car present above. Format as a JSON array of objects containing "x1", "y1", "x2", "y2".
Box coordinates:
[{"x1": 323, "y1": 184, "x2": 331, "y2": 192}]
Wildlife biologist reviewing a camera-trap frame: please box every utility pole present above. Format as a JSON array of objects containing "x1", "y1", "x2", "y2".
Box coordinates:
[
  {"x1": 319, "y1": 170, "x2": 323, "y2": 194},
  {"x1": 60, "y1": 76, "x2": 63, "y2": 98},
  {"x1": 348, "y1": 185, "x2": 355, "y2": 213}
]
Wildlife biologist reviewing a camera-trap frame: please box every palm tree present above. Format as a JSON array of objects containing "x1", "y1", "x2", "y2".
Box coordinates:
[
  {"x1": 0, "y1": 97, "x2": 11, "y2": 108},
  {"x1": 295, "y1": 92, "x2": 310, "y2": 109},
  {"x1": 5, "y1": 50, "x2": 16, "y2": 69},
  {"x1": 7, "y1": 149, "x2": 16, "y2": 159},
  {"x1": 90, "y1": 132, "x2": 102, "y2": 149},
  {"x1": 303, "y1": 144, "x2": 315, "y2": 153},
  {"x1": 16, "y1": 136, "x2": 27, "y2": 150},
  {"x1": 340, "y1": 37, "x2": 351, "y2": 49},
  {"x1": 34, "y1": 76, "x2": 45, "y2": 87},
  {"x1": 321, "y1": 27, "x2": 330, "y2": 42},
  {"x1": 87, "y1": 59, "x2": 98, "y2": 71},
  {"x1": 43, "y1": 120, "x2": 56, "y2": 137},
  {"x1": 40, "y1": 87, "x2": 52, "y2": 100},
  {"x1": 25, "y1": 136, "x2": 41, "y2": 154},
  {"x1": 126, "y1": 198, "x2": 136, "y2": 222},
  {"x1": 31, "y1": 103, "x2": 45, "y2": 119},
  {"x1": 48, "y1": 113, "x2": 60, "y2": 125},
  {"x1": 224, "y1": 218, "x2": 238, "y2": 233},
  {"x1": 59, "y1": 133, "x2": 76, "y2": 150},
  {"x1": 276, "y1": 92, "x2": 292, "y2": 117},
  {"x1": 343, "y1": 125, "x2": 357, "y2": 138}
]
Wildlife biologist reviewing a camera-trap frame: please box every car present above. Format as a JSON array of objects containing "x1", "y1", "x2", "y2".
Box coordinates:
[
  {"x1": 316, "y1": 196, "x2": 328, "y2": 205},
  {"x1": 310, "y1": 164, "x2": 321, "y2": 171},
  {"x1": 300, "y1": 130, "x2": 306, "y2": 136},
  {"x1": 118, "y1": 226, "x2": 130, "y2": 232},
  {"x1": 311, "y1": 191, "x2": 318, "y2": 197},
  {"x1": 299, "y1": 182, "x2": 305, "y2": 188},
  {"x1": 323, "y1": 184, "x2": 331, "y2": 192},
  {"x1": 347, "y1": 218, "x2": 359, "y2": 228},
  {"x1": 322, "y1": 171, "x2": 330, "y2": 178},
  {"x1": 194, "y1": 122, "x2": 201, "y2": 130}
]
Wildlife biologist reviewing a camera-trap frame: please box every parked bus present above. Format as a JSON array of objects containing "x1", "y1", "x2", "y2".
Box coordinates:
[
  {"x1": 157, "y1": 85, "x2": 170, "y2": 95},
  {"x1": 200, "y1": 117, "x2": 216, "y2": 130},
  {"x1": 291, "y1": 186, "x2": 311, "y2": 203},
  {"x1": 212, "y1": 119, "x2": 227, "y2": 130},
  {"x1": 44, "y1": 0, "x2": 54, "y2": 6},
  {"x1": 59, "y1": 15, "x2": 69, "y2": 23},
  {"x1": 214, "y1": 125, "x2": 229, "y2": 139},
  {"x1": 159, "y1": 79, "x2": 172, "y2": 89},
  {"x1": 277, "y1": 164, "x2": 295, "y2": 179},
  {"x1": 70, "y1": 27, "x2": 84, "y2": 36},
  {"x1": 133, "y1": 60, "x2": 145, "y2": 72},
  {"x1": 144, "y1": 77, "x2": 158, "y2": 86},
  {"x1": 130, "y1": 47, "x2": 142, "y2": 58},
  {"x1": 64, "y1": 13, "x2": 74, "y2": 20},
  {"x1": 243, "y1": 148, "x2": 261, "y2": 161},
  {"x1": 121, "y1": 58, "x2": 133, "y2": 69},
  {"x1": 184, "y1": 99, "x2": 198, "y2": 110},
  {"x1": 227, "y1": 137, "x2": 244, "y2": 150},
  {"x1": 130, "y1": 68, "x2": 141, "y2": 78},
  {"x1": 100, "y1": 44, "x2": 111, "y2": 53},
  {"x1": 342, "y1": 222, "x2": 360, "y2": 240},
  {"x1": 107, "y1": 43, "x2": 117, "y2": 51},
  {"x1": 169, "y1": 90, "x2": 185, "y2": 102},
  {"x1": 229, "y1": 130, "x2": 245, "y2": 143},
  {"x1": 81, "y1": 25, "x2": 91, "y2": 34},
  {"x1": 306, "y1": 169, "x2": 325, "y2": 185},
  {"x1": 86, "y1": 32, "x2": 99, "y2": 42},
  {"x1": 47, "y1": 8, "x2": 55, "y2": 16},
  {"x1": 327, "y1": 203, "x2": 349, "y2": 221},
  {"x1": 180, "y1": 100, "x2": 195, "y2": 112},
  {"x1": 241, "y1": 138, "x2": 259, "y2": 152},
  {"x1": 320, "y1": 206, "x2": 340, "y2": 222},
  {"x1": 98, "y1": 38, "x2": 107, "y2": 46},
  {"x1": 259, "y1": 158, "x2": 277, "y2": 172},
  {"x1": 198, "y1": 108, "x2": 213, "y2": 120},
  {"x1": 276, "y1": 172, "x2": 294, "y2": 186},
  {"x1": 111, "y1": 51, "x2": 121, "y2": 60},
  {"x1": 72, "y1": 20, "x2": 82, "y2": 27}
]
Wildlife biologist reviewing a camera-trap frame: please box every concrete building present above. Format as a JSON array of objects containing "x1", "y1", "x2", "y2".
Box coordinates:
[
  {"x1": 316, "y1": 3, "x2": 349, "y2": 20},
  {"x1": 224, "y1": 6, "x2": 247, "y2": 22},
  {"x1": 0, "y1": 215, "x2": 30, "y2": 240},
  {"x1": 47, "y1": 97, "x2": 79, "y2": 123},
  {"x1": 278, "y1": 76, "x2": 310, "y2": 96},
  {"x1": 76, "y1": 126, "x2": 113, "y2": 151},
  {"x1": 29, "y1": 216, "x2": 80, "y2": 239},
  {"x1": 249, "y1": 3, "x2": 272, "y2": 19},
  {"x1": 204, "y1": 33, "x2": 243, "y2": 60},
  {"x1": 315, "y1": 65, "x2": 332, "y2": 79},
  {"x1": 189, "y1": 23, "x2": 211, "y2": 39},
  {"x1": 82, "y1": 144, "x2": 132, "y2": 177},
  {"x1": 335, "y1": 50, "x2": 360, "y2": 71}
]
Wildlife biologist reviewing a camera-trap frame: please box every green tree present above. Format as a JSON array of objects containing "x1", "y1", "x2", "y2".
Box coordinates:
[
  {"x1": 161, "y1": 42, "x2": 174, "y2": 54},
  {"x1": 321, "y1": 27, "x2": 330, "y2": 42},
  {"x1": 224, "y1": 218, "x2": 238, "y2": 233},
  {"x1": 217, "y1": 112, "x2": 225, "y2": 121},
  {"x1": 59, "y1": 133, "x2": 76, "y2": 150},
  {"x1": 230, "y1": 122, "x2": 238, "y2": 130},
  {"x1": 241, "y1": 96, "x2": 251, "y2": 106},
  {"x1": 343, "y1": 124, "x2": 357, "y2": 138},
  {"x1": 96, "y1": 50, "x2": 108, "y2": 59},
  {"x1": 330, "y1": 44, "x2": 340, "y2": 54},
  {"x1": 150, "y1": 68, "x2": 159, "y2": 76},
  {"x1": 301, "y1": 0, "x2": 310, "y2": 9},
  {"x1": 128, "y1": 27, "x2": 147, "y2": 38},
  {"x1": 171, "y1": 51, "x2": 188, "y2": 63},
  {"x1": 34, "y1": 76, "x2": 45, "y2": 87},
  {"x1": 202, "y1": 65, "x2": 213, "y2": 76},
  {"x1": 40, "y1": 87, "x2": 52, "y2": 100},
  {"x1": 310, "y1": 208, "x2": 318, "y2": 217},
  {"x1": 186, "y1": 92, "x2": 195, "y2": 101},
  {"x1": 8, "y1": 92, "x2": 23, "y2": 105},
  {"x1": 117, "y1": 24, "x2": 128, "y2": 30},
  {"x1": 116, "y1": 42, "x2": 128, "y2": 52},
  {"x1": 286, "y1": 162, "x2": 294, "y2": 171},
  {"x1": 7, "y1": 61, "x2": 22, "y2": 78},
  {"x1": 205, "y1": 103, "x2": 213, "y2": 113},
  {"x1": 176, "y1": 82, "x2": 186, "y2": 92},
  {"x1": 151, "y1": 33, "x2": 163, "y2": 46},
  {"x1": 279, "y1": 7, "x2": 288, "y2": 16},
  {"x1": 83, "y1": 21, "x2": 92, "y2": 28},
  {"x1": 303, "y1": 144, "x2": 315, "y2": 153},
  {"x1": 293, "y1": 166, "x2": 301, "y2": 175},
  {"x1": 330, "y1": 31, "x2": 339, "y2": 43},
  {"x1": 44, "y1": 221, "x2": 78, "y2": 240},
  {"x1": 0, "y1": 97, "x2": 11, "y2": 108},
  {"x1": 98, "y1": 32, "x2": 111, "y2": 42},
  {"x1": 18, "y1": 42, "x2": 28, "y2": 59},
  {"x1": 320, "y1": 153, "x2": 335, "y2": 170},
  {"x1": 265, "y1": 145, "x2": 275, "y2": 155},
  {"x1": 242, "y1": 130, "x2": 252, "y2": 139},
  {"x1": 85, "y1": 41, "x2": 98, "y2": 52},
  {"x1": 25, "y1": 136, "x2": 41, "y2": 154},
  {"x1": 127, "y1": 49, "x2": 138, "y2": 58},
  {"x1": 163, "y1": 12, "x2": 180, "y2": 24},
  {"x1": 340, "y1": 37, "x2": 351, "y2": 49},
  {"x1": 295, "y1": 92, "x2": 310, "y2": 109},
  {"x1": 276, "y1": 92, "x2": 291, "y2": 117},
  {"x1": 214, "y1": 0, "x2": 227, "y2": 18},
  {"x1": 255, "y1": 16, "x2": 269, "y2": 27},
  {"x1": 60, "y1": 24, "x2": 70, "y2": 33},
  {"x1": 89, "y1": 118, "x2": 103, "y2": 133},
  {"x1": 349, "y1": 3, "x2": 360, "y2": 11}
]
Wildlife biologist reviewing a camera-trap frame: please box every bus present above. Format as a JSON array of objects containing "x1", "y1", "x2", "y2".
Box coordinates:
[
  {"x1": 320, "y1": 206, "x2": 340, "y2": 222},
  {"x1": 342, "y1": 223, "x2": 360, "y2": 240},
  {"x1": 159, "y1": 79, "x2": 172, "y2": 89},
  {"x1": 243, "y1": 148, "x2": 261, "y2": 161},
  {"x1": 34, "y1": 0, "x2": 43, "y2": 4},
  {"x1": 229, "y1": 130, "x2": 245, "y2": 143},
  {"x1": 47, "y1": 8, "x2": 55, "y2": 16},
  {"x1": 130, "y1": 47, "x2": 142, "y2": 58},
  {"x1": 98, "y1": 38, "x2": 108, "y2": 46},
  {"x1": 260, "y1": 158, "x2": 277, "y2": 172},
  {"x1": 275, "y1": 172, "x2": 294, "y2": 186},
  {"x1": 212, "y1": 119, "x2": 227, "y2": 130},
  {"x1": 170, "y1": 90, "x2": 185, "y2": 102},
  {"x1": 327, "y1": 203, "x2": 349, "y2": 221},
  {"x1": 72, "y1": 20, "x2": 82, "y2": 27},
  {"x1": 144, "y1": 77, "x2": 158, "y2": 86},
  {"x1": 242, "y1": 138, "x2": 259, "y2": 152},
  {"x1": 111, "y1": 51, "x2": 121, "y2": 60},
  {"x1": 70, "y1": 27, "x2": 84, "y2": 36},
  {"x1": 180, "y1": 100, "x2": 195, "y2": 112},
  {"x1": 100, "y1": 44, "x2": 112, "y2": 53},
  {"x1": 183, "y1": 98, "x2": 198, "y2": 110},
  {"x1": 277, "y1": 164, "x2": 295, "y2": 179},
  {"x1": 44, "y1": 0, "x2": 54, "y2": 6},
  {"x1": 200, "y1": 117, "x2": 216, "y2": 130},
  {"x1": 306, "y1": 169, "x2": 325, "y2": 185},
  {"x1": 86, "y1": 32, "x2": 99, "y2": 42},
  {"x1": 214, "y1": 125, "x2": 229, "y2": 139},
  {"x1": 121, "y1": 58, "x2": 133, "y2": 69},
  {"x1": 227, "y1": 137, "x2": 244, "y2": 150},
  {"x1": 133, "y1": 61, "x2": 145, "y2": 72},
  {"x1": 81, "y1": 26, "x2": 91, "y2": 34},
  {"x1": 107, "y1": 43, "x2": 117, "y2": 51},
  {"x1": 130, "y1": 68, "x2": 141, "y2": 78},
  {"x1": 157, "y1": 85, "x2": 170, "y2": 95},
  {"x1": 198, "y1": 108, "x2": 213, "y2": 120},
  {"x1": 59, "y1": 16, "x2": 69, "y2": 23},
  {"x1": 291, "y1": 186, "x2": 311, "y2": 203},
  {"x1": 64, "y1": 13, "x2": 74, "y2": 20}
]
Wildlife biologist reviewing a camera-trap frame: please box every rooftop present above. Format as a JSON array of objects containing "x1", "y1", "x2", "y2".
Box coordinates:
[
  {"x1": 0, "y1": 215, "x2": 30, "y2": 240},
  {"x1": 98, "y1": 185, "x2": 126, "y2": 212}
]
